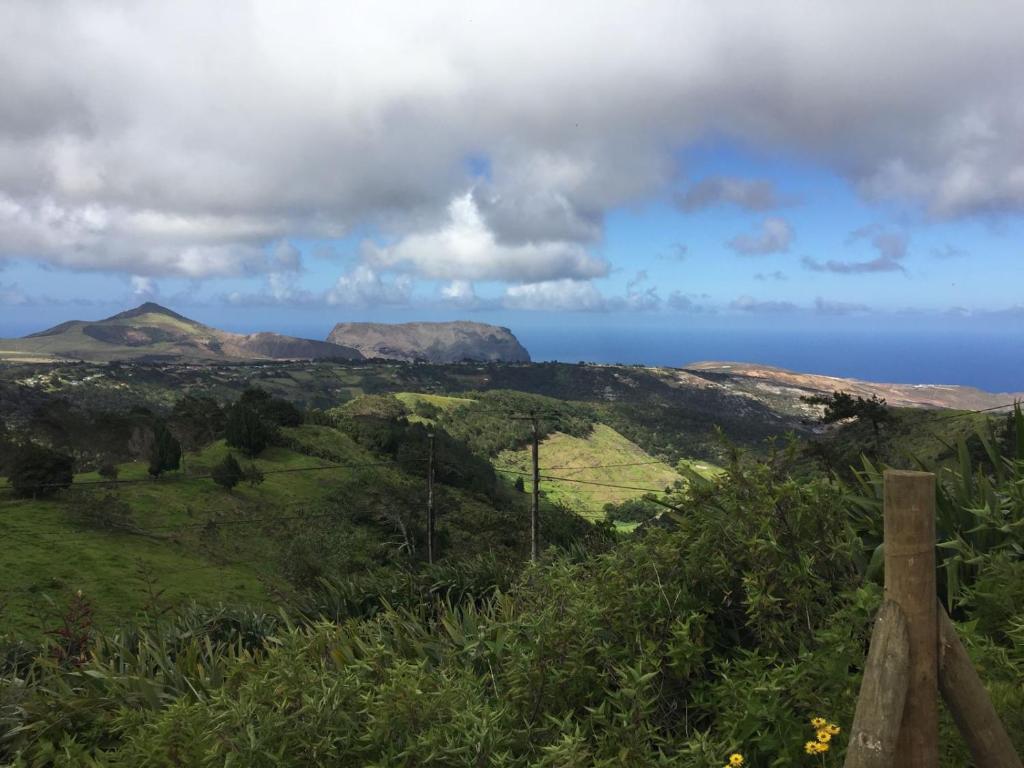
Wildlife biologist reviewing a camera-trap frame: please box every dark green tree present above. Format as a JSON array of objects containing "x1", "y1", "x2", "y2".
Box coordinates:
[
  {"x1": 225, "y1": 403, "x2": 273, "y2": 457},
  {"x1": 147, "y1": 422, "x2": 182, "y2": 478},
  {"x1": 9, "y1": 443, "x2": 74, "y2": 498},
  {"x1": 238, "y1": 387, "x2": 302, "y2": 427},
  {"x1": 169, "y1": 395, "x2": 225, "y2": 451},
  {"x1": 211, "y1": 453, "x2": 242, "y2": 492},
  {"x1": 805, "y1": 390, "x2": 895, "y2": 437}
]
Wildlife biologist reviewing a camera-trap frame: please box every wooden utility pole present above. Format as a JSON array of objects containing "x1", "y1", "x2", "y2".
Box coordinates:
[
  {"x1": 530, "y1": 415, "x2": 539, "y2": 563},
  {"x1": 426, "y1": 432, "x2": 435, "y2": 565},
  {"x1": 883, "y1": 470, "x2": 938, "y2": 768}
]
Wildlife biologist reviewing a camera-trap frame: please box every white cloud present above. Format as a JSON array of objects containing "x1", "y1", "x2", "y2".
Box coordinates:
[
  {"x1": 675, "y1": 177, "x2": 788, "y2": 212},
  {"x1": 1, "y1": 0, "x2": 1024, "y2": 282},
  {"x1": 730, "y1": 295, "x2": 797, "y2": 313},
  {"x1": 667, "y1": 291, "x2": 713, "y2": 313},
  {"x1": 440, "y1": 279, "x2": 482, "y2": 309},
  {"x1": 803, "y1": 227, "x2": 909, "y2": 273},
  {"x1": 726, "y1": 218, "x2": 794, "y2": 255},
  {"x1": 366, "y1": 193, "x2": 608, "y2": 282},
  {"x1": 129, "y1": 275, "x2": 156, "y2": 298},
  {"x1": 815, "y1": 297, "x2": 870, "y2": 315},
  {"x1": 503, "y1": 279, "x2": 608, "y2": 312},
  {"x1": 326, "y1": 265, "x2": 412, "y2": 307}
]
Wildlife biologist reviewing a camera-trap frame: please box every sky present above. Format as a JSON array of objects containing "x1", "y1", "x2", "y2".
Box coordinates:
[{"x1": 1, "y1": 1, "x2": 1023, "y2": 368}]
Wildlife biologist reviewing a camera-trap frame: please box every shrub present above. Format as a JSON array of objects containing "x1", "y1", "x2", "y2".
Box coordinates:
[
  {"x1": 211, "y1": 453, "x2": 242, "y2": 491},
  {"x1": 8, "y1": 442, "x2": 73, "y2": 498},
  {"x1": 97, "y1": 462, "x2": 119, "y2": 482}
]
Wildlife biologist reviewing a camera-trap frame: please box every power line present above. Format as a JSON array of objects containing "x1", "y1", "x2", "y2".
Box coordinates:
[
  {"x1": 922, "y1": 401, "x2": 1019, "y2": 422},
  {"x1": 495, "y1": 459, "x2": 670, "y2": 473},
  {"x1": 0, "y1": 458, "x2": 417, "y2": 494},
  {"x1": 494, "y1": 466, "x2": 674, "y2": 494}
]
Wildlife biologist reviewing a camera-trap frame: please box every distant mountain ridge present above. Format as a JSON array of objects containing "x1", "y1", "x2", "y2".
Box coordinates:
[
  {"x1": 680, "y1": 361, "x2": 1023, "y2": 414},
  {"x1": 327, "y1": 321, "x2": 531, "y2": 363},
  {"x1": 1, "y1": 303, "x2": 363, "y2": 363}
]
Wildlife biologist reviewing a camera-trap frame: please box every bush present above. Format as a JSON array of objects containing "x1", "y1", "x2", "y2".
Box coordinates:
[
  {"x1": 211, "y1": 453, "x2": 242, "y2": 491},
  {"x1": 97, "y1": 462, "x2": 119, "y2": 482},
  {"x1": 7, "y1": 442, "x2": 73, "y2": 498},
  {"x1": 603, "y1": 496, "x2": 661, "y2": 524}
]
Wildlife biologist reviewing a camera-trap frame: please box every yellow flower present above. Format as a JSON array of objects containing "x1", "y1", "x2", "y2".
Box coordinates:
[
  {"x1": 810, "y1": 716, "x2": 827, "y2": 728},
  {"x1": 805, "y1": 741, "x2": 820, "y2": 755},
  {"x1": 826, "y1": 723, "x2": 840, "y2": 735},
  {"x1": 817, "y1": 730, "x2": 832, "y2": 743},
  {"x1": 729, "y1": 754, "x2": 744, "y2": 767}
]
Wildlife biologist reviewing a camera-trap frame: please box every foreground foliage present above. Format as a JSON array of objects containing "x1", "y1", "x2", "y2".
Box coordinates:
[{"x1": 3, "y1": 441, "x2": 1020, "y2": 767}]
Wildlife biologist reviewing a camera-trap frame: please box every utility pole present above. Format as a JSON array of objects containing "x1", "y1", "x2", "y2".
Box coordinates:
[
  {"x1": 530, "y1": 415, "x2": 539, "y2": 563},
  {"x1": 427, "y1": 432, "x2": 435, "y2": 565}
]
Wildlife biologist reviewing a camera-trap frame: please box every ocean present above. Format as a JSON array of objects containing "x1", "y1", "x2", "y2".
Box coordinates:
[{"x1": 517, "y1": 327, "x2": 1024, "y2": 395}]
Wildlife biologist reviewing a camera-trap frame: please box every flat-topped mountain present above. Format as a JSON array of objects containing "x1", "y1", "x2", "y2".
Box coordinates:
[
  {"x1": 0, "y1": 303, "x2": 363, "y2": 363},
  {"x1": 327, "y1": 321, "x2": 531, "y2": 363}
]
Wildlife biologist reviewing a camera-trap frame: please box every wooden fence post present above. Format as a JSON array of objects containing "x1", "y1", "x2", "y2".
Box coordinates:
[
  {"x1": 883, "y1": 470, "x2": 938, "y2": 768},
  {"x1": 844, "y1": 600, "x2": 910, "y2": 768},
  {"x1": 426, "y1": 432, "x2": 435, "y2": 565},
  {"x1": 937, "y1": 604, "x2": 1022, "y2": 768},
  {"x1": 530, "y1": 415, "x2": 539, "y2": 563}
]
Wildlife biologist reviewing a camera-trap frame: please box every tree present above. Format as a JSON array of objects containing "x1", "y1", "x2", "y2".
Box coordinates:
[
  {"x1": 169, "y1": 395, "x2": 225, "y2": 451},
  {"x1": 804, "y1": 390, "x2": 895, "y2": 437},
  {"x1": 225, "y1": 403, "x2": 273, "y2": 457},
  {"x1": 147, "y1": 421, "x2": 182, "y2": 478},
  {"x1": 211, "y1": 453, "x2": 242, "y2": 492},
  {"x1": 9, "y1": 443, "x2": 73, "y2": 498},
  {"x1": 98, "y1": 462, "x2": 120, "y2": 484},
  {"x1": 238, "y1": 387, "x2": 302, "y2": 427}
]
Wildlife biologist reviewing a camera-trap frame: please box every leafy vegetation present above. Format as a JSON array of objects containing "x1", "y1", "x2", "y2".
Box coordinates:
[
  {"x1": 7, "y1": 443, "x2": 73, "y2": 498},
  {"x1": 0, "y1": 361, "x2": 1020, "y2": 764},
  {"x1": 2, "y1": 433, "x2": 1020, "y2": 765},
  {"x1": 496, "y1": 424, "x2": 683, "y2": 517}
]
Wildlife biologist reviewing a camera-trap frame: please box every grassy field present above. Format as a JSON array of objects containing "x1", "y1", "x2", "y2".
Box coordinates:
[
  {"x1": 0, "y1": 428, "x2": 395, "y2": 637},
  {"x1": 0, "y1": 433, "x2": 363, "y2": 638},
  {"x1": 394, "y1": 392, "x2": 476, "y2": 424},
  {"x1": 495, "y1": 424, "x2": 686, "y2": 518},
  {"x1": 0, "y1": 420, "x2": 548, "y2": 638}
]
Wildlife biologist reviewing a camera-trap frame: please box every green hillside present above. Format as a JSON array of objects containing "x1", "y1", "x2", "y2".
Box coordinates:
[
  {"x1": 0, "y1": 423, "x2": 549, "y2": 638},
  {"x1": 495, "y1": 424, "x2": 686, "y2": 518}
]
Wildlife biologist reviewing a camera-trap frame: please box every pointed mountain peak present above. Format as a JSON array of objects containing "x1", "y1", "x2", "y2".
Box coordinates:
[{"x1": 105, "y1": 303, "x2": 196, "y2": 323}]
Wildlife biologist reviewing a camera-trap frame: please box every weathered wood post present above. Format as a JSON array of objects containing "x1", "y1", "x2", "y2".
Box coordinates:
[
  {"x1": 883, "y1": 470, "x2": 938, "y2": 768},
  {"x1": 844, "y1": 601, "x2": 910, "y2": 768},
  {"x1": 426, "y1": 432, "x2": 435, "y2": 565},
  {"x1": 938, "y1": 605, "x2": 1023, "y2": 768},
  {"x1": 530, "y1": 415, "x2": 539, "y2": 563}
]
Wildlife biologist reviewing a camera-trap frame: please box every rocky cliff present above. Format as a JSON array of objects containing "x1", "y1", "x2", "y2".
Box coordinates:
[{"x1": 326, "y1": 321, "x2": 531, "y2": 363}]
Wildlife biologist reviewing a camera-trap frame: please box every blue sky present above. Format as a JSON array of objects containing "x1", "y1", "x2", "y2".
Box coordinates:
[{"x1": 1, "y1": 1, "x2": 1023, "y2": 356}]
